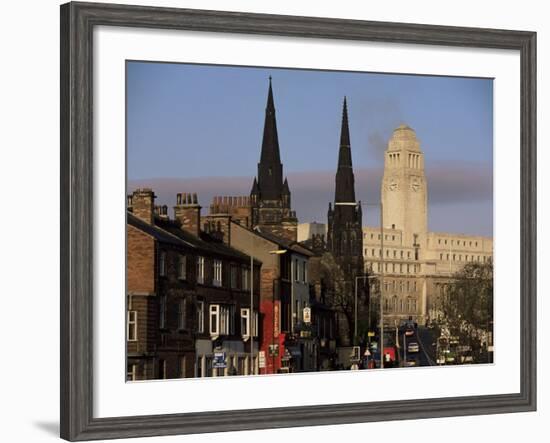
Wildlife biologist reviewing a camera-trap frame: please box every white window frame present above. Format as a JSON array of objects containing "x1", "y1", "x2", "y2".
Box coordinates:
[
  {"x1": 219, "y1": 305, "x2": 229, "y2": 335},
  {"x1": 178, "y1": 255, "x2": 187, "y2": 280},
  {"x1": 209, "y1": 304, "x2": 219, "y2": 336},
  {"x1": 127, "y1": 310, "x2": 137, "y2": 341},
  {"x1": 197, "y1": 256, "x2": 205, "y2": 284},
  {"x1": 213, "y1": 259, "x2": 223, "y2": 287},
  {"x1": 127, "y1": 364, "x2": 137, "y2": 381},
  {"x1": 241, "y1": 308, "x2": 250, "y2": 338},
  {"x1": 196, "y1": 301, "x2": 204, "y2": 333}
]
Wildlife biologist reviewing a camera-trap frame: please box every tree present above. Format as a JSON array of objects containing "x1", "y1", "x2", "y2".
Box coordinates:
[
  {"x1": 440, "y1": 261, "x2": 493, "y2": 358},
  {"x1": 315, "y1": 252, "x2": 372, "y2": 345}
]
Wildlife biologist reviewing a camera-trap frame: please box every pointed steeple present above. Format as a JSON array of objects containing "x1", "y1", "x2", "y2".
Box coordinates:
[
  {"x1": 334, "y1": 97, "x2": 356, "y2": 203},
  {"x1": 260, "y1": 76, "x2": 281, "y2": 165},
  {"x1": 254, "y1": 77, "x2": 284, "y2": 200},
  {"x1": 283, "y1": 177, "x2": 290, "y2": 194},
  {"x1": 251, "y1": 177, "x2": 259, "y2": 195},
  {"x1": 339, "y1": 96, "x2": 351, "y2": 152}
]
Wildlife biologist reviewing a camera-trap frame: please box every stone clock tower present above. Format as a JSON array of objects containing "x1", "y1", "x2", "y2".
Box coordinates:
[{"x1": 381, "y1": 124, "x2": 428, "y2": 249}]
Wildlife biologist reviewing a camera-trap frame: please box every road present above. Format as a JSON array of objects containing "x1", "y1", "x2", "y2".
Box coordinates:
[{"x1": 397, "y1": 326, "x2": 437, "y2": 367}]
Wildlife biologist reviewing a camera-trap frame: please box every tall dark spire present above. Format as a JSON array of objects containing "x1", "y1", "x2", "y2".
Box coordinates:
[
  {"x1": 253, "y1": 77, "x2": 284, "y2": 200},
  {"x1": 260, "y1": 76, "x2": 281, "y2": 165},
  {"x1": 334, "y1": 97, "x2": 356, "y2": 203},
  {"x1": 339, "y1": 96, "x2": 351, "y2": 152}
]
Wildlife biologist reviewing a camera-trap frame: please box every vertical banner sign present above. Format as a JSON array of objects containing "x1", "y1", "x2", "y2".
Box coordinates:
[
  {"x1": 273, "y1": 302, "x2": 280, "y2": 338},
  {"x1": 303, "y1": 307, "x2": 311, "y2": 324}
]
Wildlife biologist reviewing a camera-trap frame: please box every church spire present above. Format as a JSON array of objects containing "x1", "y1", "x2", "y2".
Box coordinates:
[
  {"x1": 260, "y1": 76, "x2": 281, "y2": 165},
  {"x1": 339, "y1": 96, "x2": 351, "y2": 153},
  {"x1": 334, "y1": 97, "x2": 356, "y2": 203},
  {"x1": 253, "y1": 76, "x2": 284, "y2": 200}
]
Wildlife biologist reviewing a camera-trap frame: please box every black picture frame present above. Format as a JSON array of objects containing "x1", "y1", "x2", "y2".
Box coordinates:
[{"x1": 60, "y1": 1, "x2": 537, "y2": 441}]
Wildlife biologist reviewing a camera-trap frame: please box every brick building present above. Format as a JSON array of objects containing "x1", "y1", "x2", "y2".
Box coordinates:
[
  {"x1": 126, "y1": 189, "x2": 261, "y2": 380},
  {"x1": 201, "y1": 212, "x2": 315, "y2": 374}
]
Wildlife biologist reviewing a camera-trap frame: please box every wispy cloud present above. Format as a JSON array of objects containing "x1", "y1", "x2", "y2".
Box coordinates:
[{"x1": 128, "y1": 160, "x2": 492, "y2": 236}]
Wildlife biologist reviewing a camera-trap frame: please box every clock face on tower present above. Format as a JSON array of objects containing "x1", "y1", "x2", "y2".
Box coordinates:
[{"x1": 386, "y1": 179, "x2": 399, "y2": 191}]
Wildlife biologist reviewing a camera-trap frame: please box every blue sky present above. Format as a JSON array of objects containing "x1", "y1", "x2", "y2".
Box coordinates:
[{"x1": 127, "y1": 61, "x2": 493, "y2": 236}]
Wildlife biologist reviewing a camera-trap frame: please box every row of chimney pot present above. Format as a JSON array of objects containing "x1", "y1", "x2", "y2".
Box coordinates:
[
  {"x1": 211, "y1": 196, "x2": 251, "y2": 207},
  {"x1": 176, "y1": 192, "x2": 198, "y2": 206}
]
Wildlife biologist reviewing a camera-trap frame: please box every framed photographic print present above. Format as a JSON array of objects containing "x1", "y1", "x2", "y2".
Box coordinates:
[{"x1": 60, "y1": 1, "x2": 537, "y2": 441}]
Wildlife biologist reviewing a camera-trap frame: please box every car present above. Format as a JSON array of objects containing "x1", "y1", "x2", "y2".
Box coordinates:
[
  {"x1": 405, "y1": 328, "x2": 415, "y2": 337},
  {"x1": 405, "y1": 358, "x2": 417, "y2": 367},
  {"x1": 460, "y1": 352, "x2": 474, "y2": 364},
  {"x1": 407, "y1": 341, "x2": 420, "y2": 353},
  {"x1": 445, "y1": 352, "x2": 456, "y2": 364}
]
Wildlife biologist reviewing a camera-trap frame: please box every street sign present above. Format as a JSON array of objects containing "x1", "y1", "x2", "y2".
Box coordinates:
[
  {"x1": 268, "y1": 344, "x2": 279, "y2": 356},
  {"x1": 303, "y1": 307, "x2": 311, "y2": 324},
  {"x1": 212, "y1": 351, "x2": 226, "y2": 369},
  {"x1": 258, "y1": 351, "x2": 266, "y2": 368},
  {"x1": 273, "y1": 303, "x2": 280, "y2": 337},
  {"x1": 367, "y1": 331, "x2": 375, "y2": 337},
  {"x1": 364, "y1": 349, "x2": 371, "y2": 357}
]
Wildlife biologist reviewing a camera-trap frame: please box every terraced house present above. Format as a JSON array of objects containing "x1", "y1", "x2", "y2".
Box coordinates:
[{"x1": 126, "y1": 188, "x2": 261, "y2": 380}]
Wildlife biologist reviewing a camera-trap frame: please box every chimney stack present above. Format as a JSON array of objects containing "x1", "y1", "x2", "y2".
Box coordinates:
[
  {"x1": 174, "y1": 193, "x2": 201, "y2": 237},
  {"x1": 154, "y1": 205, "x2": 169, "y2": 219},
  {"x1": 131, "y1": 188, "x2": 155, "y2": 224}
]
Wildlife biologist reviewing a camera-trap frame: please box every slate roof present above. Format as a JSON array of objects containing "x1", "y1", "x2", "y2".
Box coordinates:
[
  {"x1": 128, "y1": 212, "x2": 194, "y2": 248},
  {"x1": 128, "y1": 212, "x2": 261, "y2": 264},
  {"x1": 251, "y1": 227, "x2": 315, "y2": 258}
]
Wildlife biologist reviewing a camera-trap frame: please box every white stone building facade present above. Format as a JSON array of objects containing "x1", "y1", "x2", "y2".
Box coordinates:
[{"x1": 363, "y1": 124, "x2": 493, "y2": 326}]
